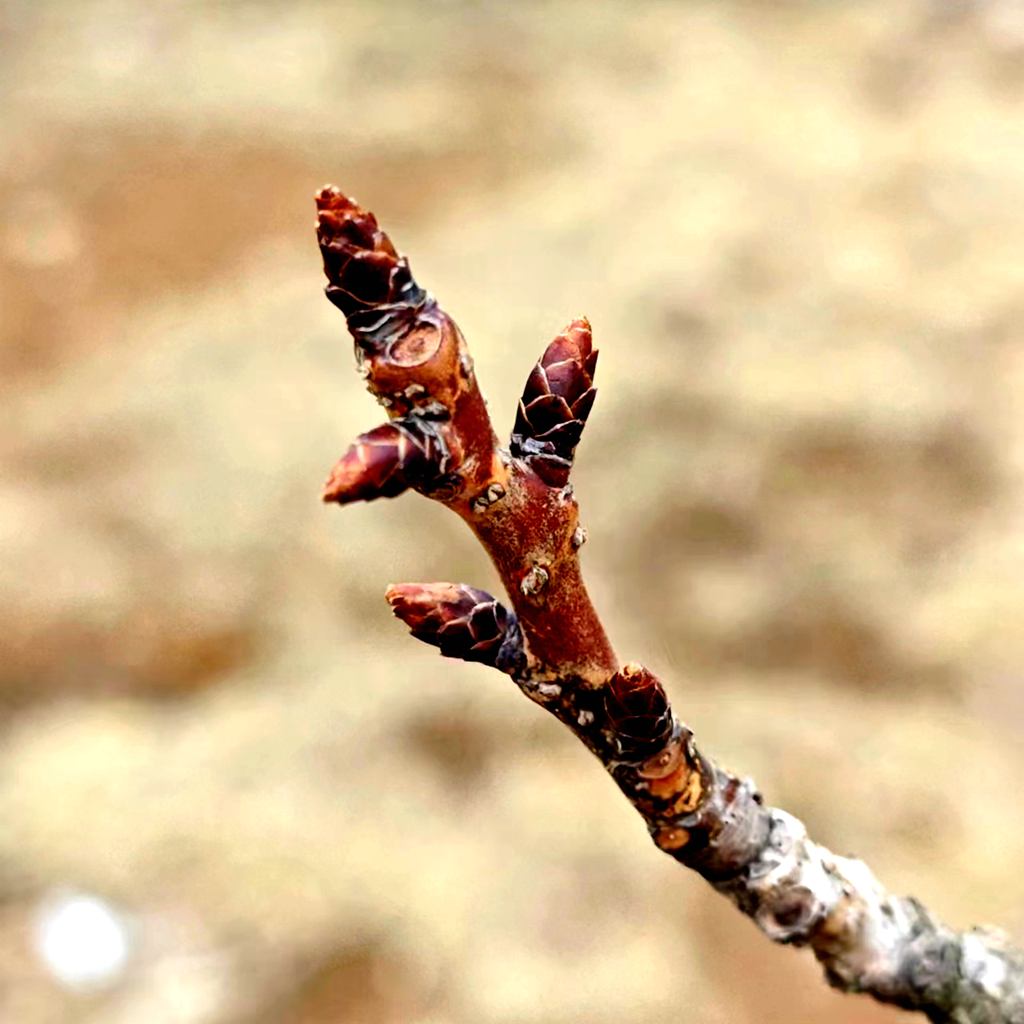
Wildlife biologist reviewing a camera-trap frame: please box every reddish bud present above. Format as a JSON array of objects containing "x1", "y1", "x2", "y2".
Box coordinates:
[
  {"x1": 385, "y1": 583, "x2": 525, "y2": 675},
  {"x1": 316, "y1": 187, "x2": 468, "y2": 418},
  {"x1": 316, "y1": 186, "x2": 431, "y2": 354},
  {"x1": 322, "y1": 420, "x2": 450, "y2": 505},
  {"x1": 510, "y1": 318, "x2": 598, "y2": 487},
  {"x1": 604, "y1": 663, "x2": 674, "y2": 760}
]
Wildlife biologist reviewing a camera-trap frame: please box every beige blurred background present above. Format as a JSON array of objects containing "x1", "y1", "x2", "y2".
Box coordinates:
[{"x1": 2, "y1": 1, "x2": 1024, "y2": 1021}]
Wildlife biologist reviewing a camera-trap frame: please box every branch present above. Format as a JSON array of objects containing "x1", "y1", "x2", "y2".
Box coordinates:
[{"x1": 314, "y1": 186, "x2": 1024, "y2": 1023}]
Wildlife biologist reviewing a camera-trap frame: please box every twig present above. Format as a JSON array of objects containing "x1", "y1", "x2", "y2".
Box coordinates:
[{"x1": 314, "y1": 186, "x2": 1024, "y2": 1023}]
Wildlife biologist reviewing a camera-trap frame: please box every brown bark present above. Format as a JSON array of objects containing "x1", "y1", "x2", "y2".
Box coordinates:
[{"x1": 314, "y1": 186, "x2": 1024, "y2": 1024}]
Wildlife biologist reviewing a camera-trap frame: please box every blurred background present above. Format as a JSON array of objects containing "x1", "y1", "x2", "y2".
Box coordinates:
[{"x1": 2, "y1": 1, "x2": 1024, "y2": 1021}]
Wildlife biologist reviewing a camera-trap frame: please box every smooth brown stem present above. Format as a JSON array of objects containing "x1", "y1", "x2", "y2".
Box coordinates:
[{"x1": 455, "y1": 464, "x2": 616, "y2": 683}]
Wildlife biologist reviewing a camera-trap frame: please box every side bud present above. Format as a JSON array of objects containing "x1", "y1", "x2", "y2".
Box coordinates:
[
  {"x1": 604, "y1": 663, "x2": 674, "y2": 761},
  {"x1": 510, "y1": 317, "x2": 598, "y2": 487},
  {"x1": 322, "y1": 419, "x2": 450, "y2": 505},
  {"x1": 385, "y1": 583, "x2": 525, "y2": 675}
]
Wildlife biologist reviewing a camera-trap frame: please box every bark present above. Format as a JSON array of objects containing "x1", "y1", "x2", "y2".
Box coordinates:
[{"x1": 313, "y1": 186, "x2": 1024, "y2": 1023}]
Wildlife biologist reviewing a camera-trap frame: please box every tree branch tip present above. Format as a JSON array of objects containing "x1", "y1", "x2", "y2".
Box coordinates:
[{"x1": 311, "y1": 191, "x2": 1024, "y2": 1022}]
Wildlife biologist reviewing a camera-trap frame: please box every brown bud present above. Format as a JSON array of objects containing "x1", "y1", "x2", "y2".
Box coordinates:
[
  {"x1": 510, "y1": 317, "x2": 598, "y2": 487},
  {"x1": 316, "y1": 187, "x2": 468, "y2": 416},
  {"x1": 322, "y1": 419, "x2": 450, "y2": 505},
  {"x1": 604, "y1": 663, "x2": 674, "y2": 760},
  {"x1": 385, "y1": 582, "x2": 525, "y2": 675},
  {"x1": 316, "y1": 186, "x2": 430, "y2": 353}
]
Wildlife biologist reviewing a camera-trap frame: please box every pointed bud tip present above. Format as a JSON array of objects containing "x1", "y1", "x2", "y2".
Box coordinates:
[
  {"x1": 540, "y1": 318, "x2": 594, "y2": 373},
  {"x1": 564, "y1": 316, "x2": 592, "y2": 349},
  {"x1": 385, "y1": 582, "x2": 419, "y2": 608},
  {"x1": 562, "y1": 319, "x2": 590, "y2": 345},
  {"x1": 385, "y1": 582, "x2": 466, "y2": 614},
  {"x1": 321, "y1": 472, "x2": 351, "y2": 504},
  {"x1": 316, "y1": 185, "x2": 356, "y2": 210},
  {"x1": 384, "y1": 582, "x2": 438, "y2": 632},
  {"x1": 320, "y1": 456, "x2": 364, "y2": 505},
  {"x1": 611, "y1": 663, "x2": 661, "y2": 693}
]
